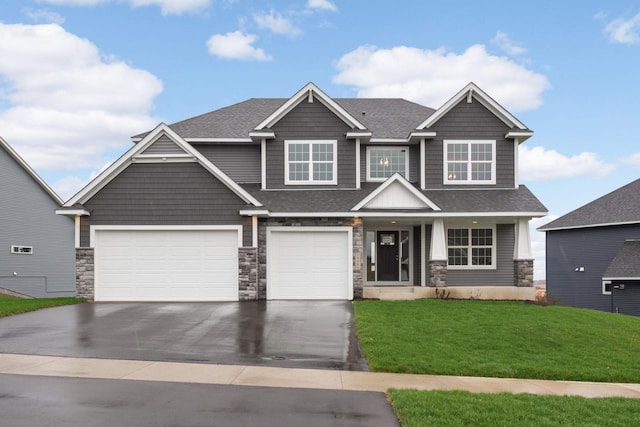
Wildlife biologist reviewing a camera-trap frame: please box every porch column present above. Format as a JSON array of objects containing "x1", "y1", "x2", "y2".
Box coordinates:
[
  {"x1": 420, "y1": 223, "x2": 426, "y2": 286},
  {"x1": 429, "y1": 218, "x2": 447, "y2": 287},
  {"x1": 514, "y1": 218, "x2": 534, "y2": 287}
]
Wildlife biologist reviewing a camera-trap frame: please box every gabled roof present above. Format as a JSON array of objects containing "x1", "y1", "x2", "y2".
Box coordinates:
[
  {"x1": 0, "y1": 136, "x2": 63, "y2": 206},
  {"x1": 416, "y1": 82, "x2": 530, "y2": 133},
  {"x1": 538, "y1": 178, "x2": 640, "y2": 231},
  {"x1": 64, "y1": 123, "x2": 262, "y2": 208},
  {"x1": 254, "y1": 82, "x2": 367, "y2": 131},
  {"x1": 603, "y1": 239, "x2": 640, "y2": 280},
  {"x1": 352, "y1": 173, "x2": 440, "y2": 211}
]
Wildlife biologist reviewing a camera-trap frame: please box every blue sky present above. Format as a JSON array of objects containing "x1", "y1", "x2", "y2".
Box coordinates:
[{"x1": 1, "y1": 0, "x2": 640, "y2": 279}]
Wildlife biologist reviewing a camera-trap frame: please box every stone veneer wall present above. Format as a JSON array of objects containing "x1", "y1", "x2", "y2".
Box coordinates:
[
  {"x1": 238, "y1": 247, "x2": 258, "y2": 300},
  {"x1": 257, "y1": 217, "x2": 364, "y2": 300},
  {"x1": 76, "y1": 248, "x2": 95, "y2": 300},
  {"x1": 428, "y1": 260, "x2": 447, "y2": 287},
  {"x1": 514, "y1": 260, "x2": 534, "y2": 287}
]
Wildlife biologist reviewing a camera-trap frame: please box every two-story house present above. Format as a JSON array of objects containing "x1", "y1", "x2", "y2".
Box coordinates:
[{"x1": 57, "y1": 82, "x2": 547, "y2": 302}]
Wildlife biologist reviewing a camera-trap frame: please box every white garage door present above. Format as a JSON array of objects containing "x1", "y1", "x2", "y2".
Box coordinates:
[
  {"x1": 267, "y1": 228, "x2": 352, "y2": 300},
  {"x1": 94, "y1": 228, "x2": 239, "y2": 302}
]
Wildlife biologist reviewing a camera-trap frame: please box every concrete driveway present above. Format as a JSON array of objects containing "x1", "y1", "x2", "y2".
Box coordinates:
[{"x1": 0, "y1": 301, "x2": 368, "y2": 371}]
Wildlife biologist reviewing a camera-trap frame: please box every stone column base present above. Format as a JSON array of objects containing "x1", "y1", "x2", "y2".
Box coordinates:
[
  {"x1": 76, "y1": 248, "x2": 95, "y2": 300},
  {"x1": 239, "y1": 248, "x2": 258, "y2": 300},
  {"x1": 429, "y1": 260, "x2": 447, "y2": 287},
  {"x1": 514, "y1": 259, "x2": 534, "y2": 287}
]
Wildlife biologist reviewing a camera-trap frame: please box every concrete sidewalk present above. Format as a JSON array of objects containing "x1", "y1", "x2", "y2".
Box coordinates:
[{"x1": 1, "y1": 352, "x2": 639, "y2": 399}]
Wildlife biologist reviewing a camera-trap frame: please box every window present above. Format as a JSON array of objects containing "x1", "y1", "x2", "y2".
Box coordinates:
[
  {"x1": 285, "y1": 140, "x2": 337, "y2": 185},
  {"x1": 367, "y1": 147, "x2": 409, "y2": 181},
  {"x1": 444, "y1": 140, "x2": 495, "y2": 184},
  {"x1": 602, "y1": 280, "x2": 612, "y2": 295},
  {"x1": 11, "y1": 245, "x2": 33, "y2": 255},
  {"x1": 447, "y1": 227, "x2": 495, "y2": 268}
]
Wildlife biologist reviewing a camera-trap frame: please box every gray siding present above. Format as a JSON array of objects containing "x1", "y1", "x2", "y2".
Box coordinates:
[
  {"x1": 142, "y1": 135, "x2": 186, "y2": 155},
  {"x1": 425, "y1": 99, "x2": 515, "y2": 189},
  {"x1": 546, "y1": 224, "x2": 640, "y2": 314},
  {"x1": 81, "y1": 162, "x2": 252, "y2": 247},
  {"x1": 192, "y1": 143, "x2": 261, "y2": 183},
  {"x1": 414, "y1": 224, "x2": 432, "y2": 285},
  {"x1": 611, "y1": 281, "x2": 640, "y2": 317},
  {"x1": 447, "y1": 224, "x2": 515, "y2": 286},
  {"x1": 360, "y1": 144, "x2": 419, "y2": 183},
  {"x1": 0, "y1": 147, "x2": 75, "y2": 297},
  {"x1": 266, "y1": 99, "x2": 355, "y2": 189}
]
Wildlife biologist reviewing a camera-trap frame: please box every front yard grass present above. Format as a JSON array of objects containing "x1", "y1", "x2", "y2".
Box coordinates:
[
  {"x1": 0, "y1": 294, "x2": 83, "y2": 317},
  {"x1": 354, "y1": 299, "x2": 640, "y2": 383},
  {"x1": 388, "y1": 389, "x2": 640, "y2": 427}
]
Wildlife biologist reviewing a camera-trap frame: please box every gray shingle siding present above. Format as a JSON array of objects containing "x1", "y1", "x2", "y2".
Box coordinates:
[
  {"x1": 142, "y1": 135, "x2": 186, "y2": 155},
  {"x1": 610, "y1": 282, "x2": 640, "y2": 316},
  {"x1": 425, "y1": 99, "x2": 515, "y2": 189},
  {"x1": 192, "y1": 143, "x2": 261, "y2": 183},
  {"x1": 266, "y1": 99, "x2": 355, "y2": 189},
  {"x1": 546, "y1": 224, "x2": 640, "y2": 313},
  {"x1": 0, "y1": 146, "x2": 75, "y2": 297},
  {"x1": 446, "y1": 224, "x2": 515, "y2": 286},
  {"x1": 80, "y1": 162, "x2": 251, "y2": 247}
]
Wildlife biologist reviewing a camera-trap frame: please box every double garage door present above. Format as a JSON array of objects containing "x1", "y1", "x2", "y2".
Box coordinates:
[{"x1": 94, "y1": 227, "x2": 352, "y2": 301}]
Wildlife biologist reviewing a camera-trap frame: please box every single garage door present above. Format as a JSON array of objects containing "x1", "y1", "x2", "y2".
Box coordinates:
[
  {"x1": 267, "y1": 228, "x2": 352, "y2": 300},
  {"x1": 94, "y1": 228, "x2": 239, "y2": 301}
]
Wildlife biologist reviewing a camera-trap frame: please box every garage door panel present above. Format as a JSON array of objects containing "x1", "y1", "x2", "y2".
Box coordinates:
[
  {"x1": 95, "y1": 229, "x2": 239, "y2": 302},
  {"x1": 268, "y1": 230, "x2": 351, "y2": 300}
]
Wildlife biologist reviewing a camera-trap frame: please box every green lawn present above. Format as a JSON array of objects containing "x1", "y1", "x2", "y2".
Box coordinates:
[
  {"x1": 388, "y1": 389, "x2": 640, "y2": 427},
  {"x1": 354, "y1": 299, "x2": 640, "y2": 383},
  {"x1": 0, "y1": 294, "x2": 83, "y2": 317}
]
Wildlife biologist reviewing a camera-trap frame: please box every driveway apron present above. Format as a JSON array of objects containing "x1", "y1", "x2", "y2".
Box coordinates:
[{"x1": 0, "y1": 301, "x2": 368, "y2": 371}]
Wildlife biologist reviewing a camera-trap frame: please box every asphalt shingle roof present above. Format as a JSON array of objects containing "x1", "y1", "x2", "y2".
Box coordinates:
[
  {"x1": 604, "y1": 239, "x2": 640, "y2": 279},
  {"x1": 538, "y1": 178, "x2": 640, "y2": 231}
]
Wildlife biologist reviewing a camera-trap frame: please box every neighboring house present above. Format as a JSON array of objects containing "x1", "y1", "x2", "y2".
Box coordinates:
[
  {"x1": 0, "y1": 136, "x2": 75, "y2": 298},
  {"x1": 538, "y1": 178, "x2": 640, "y2": 316},
  {"x1": 56, "y1": 82, "x2": 547, "y2": 302}
]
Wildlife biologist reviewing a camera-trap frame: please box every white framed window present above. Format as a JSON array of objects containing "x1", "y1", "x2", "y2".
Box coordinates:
[
  {"x1": 11, "y1": 245, "x2": 33, "y2": 255},
  {"x1": 366, "y1": 146, "x2": 409, "y2": 181},
  {"x1": 285, "y1": 140, "x2": 337, "y2": 185},
  {"x1": 602, "y1": 280, "x2": 612, "y2": 295},
  {"x1": 446, "y1": 226, "x2": 495, "y2": 269},
  {"x1": 444, "y1": 140, "x2": 496, "y2": 185}
]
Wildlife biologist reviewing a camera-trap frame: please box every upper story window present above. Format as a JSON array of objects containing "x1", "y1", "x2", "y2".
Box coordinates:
[
  {"x1": 444, "y1": 140, "x2": 496, "y2": 185},
  {"x1": 367, "y1": 147, "x2": 409, "y2": 181},
  {"x1": 285, "y1": 140, "x2": 337, "y2": 185},
  {"x1": 447, "y1": 226, "x2": 495, "y2": 269}
]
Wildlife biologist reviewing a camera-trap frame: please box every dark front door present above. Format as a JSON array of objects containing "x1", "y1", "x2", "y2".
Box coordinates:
[{"x1": 377, "y1": 231, "x2": 399, "y2": 281}]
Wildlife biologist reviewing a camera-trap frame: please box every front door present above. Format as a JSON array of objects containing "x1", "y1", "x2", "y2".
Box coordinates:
[{"x1": 377, "y1": 231, "x2": 399, "y2": 281}]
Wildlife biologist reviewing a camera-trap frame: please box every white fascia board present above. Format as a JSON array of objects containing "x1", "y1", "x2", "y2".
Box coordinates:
[
  {"x1": 255, "y1": 82, "x2": 367, "y2": 130},
  {"x1": 505, "y1": 131, "x2": 533, "y2": 142},
  {"x1": 602, "y1": 276, "x2": 640, "y2": 281},
  {"x1": 55, "y1": 209, "x2": 90, "y2": 216},
  {"x1": 0, "y1": 136, "x2": 64, "y2": 205},
  {"x1": 352, "y1": 173, "x2": 441, "y2": 211},
  {"x1": 538, "y1": 220, "x2": 640, "y2": 232},
  {"x1": 66, "y1": 123, "x2": 263, "y2": 207},
  {"x1": 346, "y1": 131, "x2": 372, "y2": 138},
  {"x1": 248, "y1": 132, "x2": 275, "y2": 139},
  {"x1": 417, "y1": 82, "x2": 528, "y2": 130},
  {"x1": 369, "y1": 138, "x2": 410, "y2": 143},
  {"x1": 263, "y1": 211, "x2": 547, "y2": 218},
  {"x1": 409, "y1": 131, "x2": 437, "y2": 139},
  {"x1": 239, "y1": 209, "x2": 270, "y2": 216}
]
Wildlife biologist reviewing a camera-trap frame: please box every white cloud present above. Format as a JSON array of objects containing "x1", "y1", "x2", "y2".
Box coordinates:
[
  {"x1": 622, "y1": 152, "x2": 640, "y2": 166},
  {"x1": 206, "y1": 31, "x2": 272, "y2": 61},
  {"x1": 333, "y1": 44, "x2": 549, "y2": 112},
  {"x1": 491, "y1": 31, "x2": 526, "y2": 55},
  {"x1": 0, "y1": 23, "x2": 162, "y2": 172},
  {"x1": 38, "y1": 0, "x2": 210, "y2": 15},
  {"x1": 519, "y1": 146, "x2": 616, "y2": 182},
  {"x1": 254, "y1": 10, "x2": 302, "y2": 37},
  {"x1": 307, "y1": 0, "x2": 337, "y2": 12},
  {"x1": 23, "y1": 8, "x2": 66, "y2": 24},
  {"x1": 603, "y1": 12, "x2": 640, "y2": 44}
]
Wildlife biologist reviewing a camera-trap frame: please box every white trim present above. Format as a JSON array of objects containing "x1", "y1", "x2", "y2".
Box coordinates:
[
  {"x1": 603, "y1": 277, "x2": 640, "y2": 281},
  {"x1": 602, "y1": 280, "x2": 612, "y2": 296},
  {"x1": 514, "y1": 218, "x2": 533, "y2": 260},
  {"x1": 90, "y1": 225, "x2": 243, "y2": 248},
  {"x1": 55, "y1": 209, "x2": 90, "y2": 216},
  {"x1": 248, "y1": 132, "x2": 275, "y2": 139},
  {"x1": 514, "y1": 138, "x2": 520, "y2": 188},
  {"x1": 284, "y1": 140, "x2": 338, "y2": 185},
  {"x1": 421, "y1": 222, "x2": 427, "y2": 286},
  {"x1": 65, "y1": 123, "x2": 263, "y2": 207},
  {"x1": 417, "y1": 82, "x2": 528, "y2": 130},
  {"x1": 266, "y1": 226, "x2": 353, "y2": 300},
  {"x1": 352, "y1": 173, "x2": 440, "y2": 211},
  {"x1": 0, "y1": 136, "x2": 64, "y2": 205},
  {"x1": 409, "y1": 131, "x2": 437, "y2": 139},
  {"x1": 355, "y1": 138, "x2": 361, "y2": 189},
  {"x1": 346, "y1": 131, "x2": 372, "y2": 139},
  {"x1": 240, "y1": 209, "x2": 270, "y2": 216},
  {"x1": 75, "y1": 216, "x2": 81, "y2": 249},
  {"x1": 261, "y1": 138, "x2": 267, "y2": 190},
  {"x1": 443, "y1": 140, "x2": 496, "y2": 185},
  {"x1": 365, "y1": 146, "x2": 410, "y2": 182},
  {"x1": 363, "y1": 227, "x2": 413, "y2": 285},
  {"x1": 505, "y1": 131, "x2": 533, "y2": 142},
  {"x1": 368, "y1": 138, "x2": 411, "y2": 144},
  {"x1": 264, "y1": 211, "x2": 547, "y2": 218},
  {"x1": 430, "y1": 218, "x2": 447, "y2": 261},
  {"x1": 255, "y1": 83, "x2": 367, "y2": 130},
  {"x1": 132, "y1": 154, "x2": 196, "y2": 163},
  {"x1": 252, "y1": 216, "x2": 258, "y2": 248},
  {"x1": 446, "y1": 223, "x2": 497, "y2": 270},
  {"x1": 420, "y1": 138, "x2": 426, "y2": 190},
  {"x1": 539, "y1": 220, "x2": 640, "y2": 232}
]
